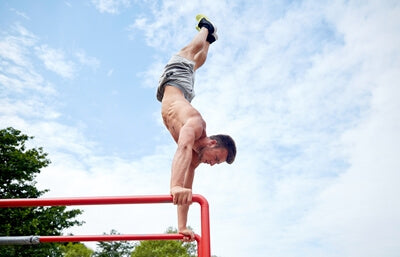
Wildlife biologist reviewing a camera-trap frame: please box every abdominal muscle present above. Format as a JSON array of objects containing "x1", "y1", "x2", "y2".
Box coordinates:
[{"x1": 161, "y1": 86, "x2": 205, "y2": 143}]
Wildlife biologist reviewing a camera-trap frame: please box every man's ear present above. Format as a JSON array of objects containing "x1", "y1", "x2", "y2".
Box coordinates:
[{"x1": 209, "y1": 139, "x2": 218, "y2": 147}]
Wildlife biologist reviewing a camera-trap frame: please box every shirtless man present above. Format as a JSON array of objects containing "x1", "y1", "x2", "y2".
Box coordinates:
[{"x1": 156, "y1": 15, "x2": 237, "y2": 241}]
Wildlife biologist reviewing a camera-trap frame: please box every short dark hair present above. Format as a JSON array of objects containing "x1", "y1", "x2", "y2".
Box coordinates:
[{"x1": 210, "y1": 134, "x2": 237, "y2": 164}]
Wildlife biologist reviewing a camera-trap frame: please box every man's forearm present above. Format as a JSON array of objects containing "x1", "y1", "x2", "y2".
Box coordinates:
[
  {"x1": 177, "y1": 204, "x2": 190, "y2": 230},
  {"x1": 170, "y1": 145, "x2": 192, "y2": 188}
]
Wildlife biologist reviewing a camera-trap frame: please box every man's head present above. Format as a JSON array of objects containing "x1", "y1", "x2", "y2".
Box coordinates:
[
  {"x1": 209, "y1": 134, "x2": 236, "y2": 164},
  {"x1": 199, "y1": 134, "x2": 236, "y2": 166}
]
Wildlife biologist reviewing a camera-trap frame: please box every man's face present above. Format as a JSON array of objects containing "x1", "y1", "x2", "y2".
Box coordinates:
[{"x1": 199, "y1": 147, "x2": 228, "y2": 166}]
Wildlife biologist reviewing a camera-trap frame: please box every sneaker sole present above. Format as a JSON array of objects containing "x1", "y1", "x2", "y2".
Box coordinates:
[{"x1": 211, "y1": 32, "x2": 218, "y2": 41}]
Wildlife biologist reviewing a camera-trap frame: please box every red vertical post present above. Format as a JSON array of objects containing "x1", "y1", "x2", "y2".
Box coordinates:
[{"x1": 193, "y1": 194, "x2": 210, "y2": 257}]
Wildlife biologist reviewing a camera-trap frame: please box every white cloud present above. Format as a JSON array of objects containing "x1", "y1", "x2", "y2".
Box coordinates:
[
  {"x1": 288, "y1": 2, "x2": 400, "y2": 255},
  {"x1": 0, "y1": 24, "x2": 56, "y2": 95},
  {"x1": 10, "y1": 8, "x2": 30, "y2": 20},
  {"x1": 0, "y1": 98, "x2": 60, "y2": 120},
  {"x1": 0, "y1": 24, "x2": 36, "y2": 67},
  {"x1": 76, "y1": 50, "x2": 100, "y2": 71},
  {"x1": 35, "y1": 44, "x2": 76, "y2": 79},
  {"x1": 91, "y1": 0, "x2": 131, "y2": 14},
  {"x1": 127, "y1": 1, "x2": 200, "y2": 50},
  {"x1": 290, "y1": 77, "x2": 400, "y2": 256}
]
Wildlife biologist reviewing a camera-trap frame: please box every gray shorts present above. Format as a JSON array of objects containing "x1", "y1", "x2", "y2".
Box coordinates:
[{"x1": 157, "y1": 55, "x2": 196, "y2": 103}]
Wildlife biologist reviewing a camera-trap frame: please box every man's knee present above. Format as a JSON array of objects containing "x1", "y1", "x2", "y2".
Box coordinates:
[
  {"x1": 178, "y1": 48, "x2": 195, "y2": 62},
  {"x1": 179, "y1": 42, "x2": 204, "y2": 60}
]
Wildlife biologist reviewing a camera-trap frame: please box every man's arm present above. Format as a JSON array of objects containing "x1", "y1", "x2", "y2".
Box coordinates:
[
  {"x1": 170, "y1": 123, "x2": 198, "y2": 205},
  {"x1": 177, "y1": 156, "x2": 198, "y2": 241}
]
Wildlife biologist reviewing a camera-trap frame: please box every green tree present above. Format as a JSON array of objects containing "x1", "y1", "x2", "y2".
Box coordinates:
[
  {"x1": 0, "y1": 127, "x2": 84, "y2": 257},
  {"x1": 93, "y1": 230, "x2": 134, "y2": 257},
  {"x1": 130, "y1": 227, "x2": 196, "y2": 257},
  {"x1": 60, "y1": 242, "x2": 94, "y2": 257}
]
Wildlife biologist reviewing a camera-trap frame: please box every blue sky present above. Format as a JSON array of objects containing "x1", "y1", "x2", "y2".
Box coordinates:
[
  {"x1": 1, "y1": 1, "x2": 400, "y2": 257},
  {"x1": 1, "y1": 0, "x2": 157, "y2": 157}
]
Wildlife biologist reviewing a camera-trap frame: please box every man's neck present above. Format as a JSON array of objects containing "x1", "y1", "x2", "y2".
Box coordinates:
[{"x1": 193, "y1": 137, "x2": 210, "y2": 153}]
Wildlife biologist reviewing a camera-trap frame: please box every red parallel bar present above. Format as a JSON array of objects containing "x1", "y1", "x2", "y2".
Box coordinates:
[
  {"x1": 39, "y1": 233, "x2": 201, "y2": 243},
  {"x1": 0, "y1": 194, "x2": 211, "y2": 257},
  {"x1": 0, "y1": 195, "x2": 173, "y2": 207}
]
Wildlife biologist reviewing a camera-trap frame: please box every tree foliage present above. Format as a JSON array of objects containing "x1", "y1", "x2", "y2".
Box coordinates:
[
  {"x1": 130, "y1": 227, "x2": 196, "y2": 257},
  {"x1": 92, "y1": 228, "x2": 198, "y2": 257},
  {"x1": 0, "y1": 127, "x2": 84, "y2": 257},
  {"x1": 93, "y1": 230, "x2": 134, "y2": 257},
  {"x1": 60, "y1": 242, "x2": 94, "y2": 257}
]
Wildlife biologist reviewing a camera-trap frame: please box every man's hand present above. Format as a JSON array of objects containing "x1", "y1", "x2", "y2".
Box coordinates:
[
  {"x1": 170, "y1": 186, "x2": 192, "y2": 205},
  {"x1": 179, "y1": 227, "x2": 195, "y2": 242}
]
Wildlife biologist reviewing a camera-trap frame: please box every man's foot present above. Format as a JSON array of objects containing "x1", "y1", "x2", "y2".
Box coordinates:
[
  {"x1": 196, "y1": 14, "x2": 218, "y2": 43},
  {"x1": 195, "y1": 14, "x2": 216, "y2": 33},
  {"x1": 206, "y1": 32, "x2": 218, "y2": 44}
]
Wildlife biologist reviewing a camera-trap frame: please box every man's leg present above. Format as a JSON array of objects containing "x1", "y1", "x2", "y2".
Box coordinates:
[
  {"x1": 178, "y1": 28, "x2": 210, "y2": 71},
  {"x1": 178, "y1": 14, "x2": 217, "y2": 70}
]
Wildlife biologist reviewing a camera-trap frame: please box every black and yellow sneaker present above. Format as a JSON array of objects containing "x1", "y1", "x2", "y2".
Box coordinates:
[
  {"x1": 196, "y1": 14, "x2": 218, "y2": 44},
  {"x1": 206, "y1": 32, "x2": 218, "y2": 44}
]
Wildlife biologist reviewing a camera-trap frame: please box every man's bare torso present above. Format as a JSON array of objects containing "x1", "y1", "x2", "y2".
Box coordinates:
[{"x1": 161, "y1": 86, "x2": 207, "y2": 144}]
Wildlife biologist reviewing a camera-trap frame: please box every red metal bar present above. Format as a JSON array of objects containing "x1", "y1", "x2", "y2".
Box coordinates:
[
  {"x1": 0, "y1": 194, "x2": 211, "y2": 257},
  {"x1": 0, "y1": 195, "x2": 174, "y2": 207},
  {"x1": 39, "y1": 234, "x2": 201, "y2": 243},
  {"x1": 196, "y1": 195, "x2": 210, "y2": 257}
]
